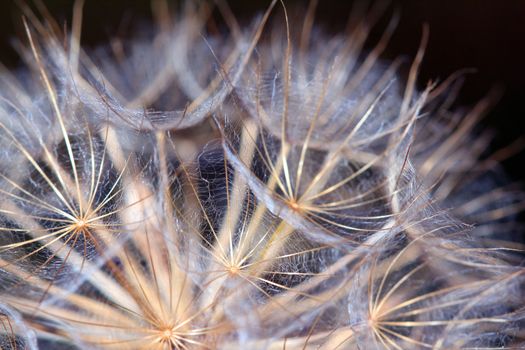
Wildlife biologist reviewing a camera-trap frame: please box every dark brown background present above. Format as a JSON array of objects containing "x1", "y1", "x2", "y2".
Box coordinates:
[{"x1": 0, "y1": 0, "x2": 524, "y2": 183}]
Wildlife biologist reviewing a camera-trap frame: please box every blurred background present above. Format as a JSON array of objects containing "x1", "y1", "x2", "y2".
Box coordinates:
[{"x1": 0, "y1": 0, "x2": 523, "y2": 184}]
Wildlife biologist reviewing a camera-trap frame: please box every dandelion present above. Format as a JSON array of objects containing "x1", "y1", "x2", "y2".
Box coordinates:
[{"x1": 0, "y1": 1, "x2": 523, "y2": 349}]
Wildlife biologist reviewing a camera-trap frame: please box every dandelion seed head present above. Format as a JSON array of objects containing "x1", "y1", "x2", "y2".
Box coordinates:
[{"x1": 0, "y1": 1, "x2": 522, "y2": 349}]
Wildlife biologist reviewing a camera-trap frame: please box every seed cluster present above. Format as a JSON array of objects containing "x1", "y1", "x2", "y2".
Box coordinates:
[{"x1": 0, "y1": 1, "x2": 523, "y2": 349}]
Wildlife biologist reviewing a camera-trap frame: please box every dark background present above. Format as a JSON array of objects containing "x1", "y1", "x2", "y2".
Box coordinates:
[{"x1": 0, "y1": 0, "x2": 524, "y2": 183}]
